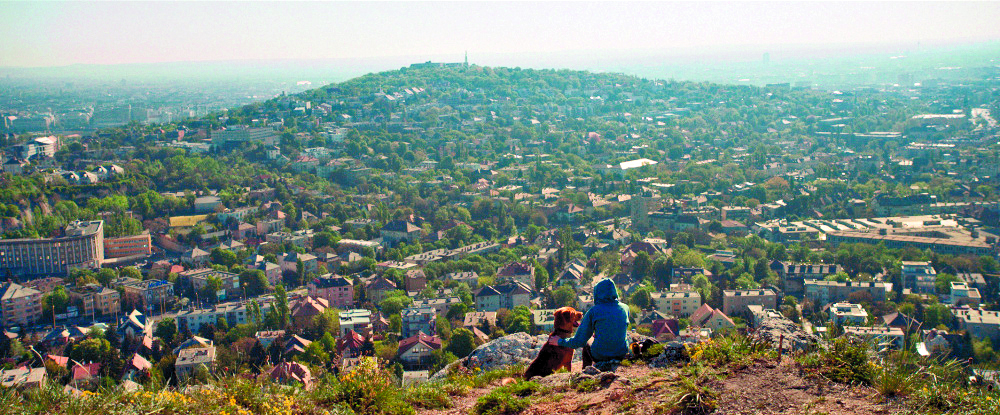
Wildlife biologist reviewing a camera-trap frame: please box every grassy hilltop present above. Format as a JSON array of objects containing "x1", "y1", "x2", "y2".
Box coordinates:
[{"x1": 2, "y1": 333, "x2": 998, "y2": 415}]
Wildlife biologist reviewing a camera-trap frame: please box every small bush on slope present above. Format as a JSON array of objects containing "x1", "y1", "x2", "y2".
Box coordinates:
[{"x1": 472, "y1": 380, "x2": 542, "y2": 415}]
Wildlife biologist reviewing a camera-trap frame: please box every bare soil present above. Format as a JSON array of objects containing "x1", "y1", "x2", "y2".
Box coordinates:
[{"x1": 420, "y1": 357, "x2": 902, "y2": 415}]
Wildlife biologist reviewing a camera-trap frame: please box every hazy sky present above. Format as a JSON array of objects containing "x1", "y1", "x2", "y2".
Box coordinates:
[{"x1": 2, "y1": 1, "x2": 998, "y2": 68}]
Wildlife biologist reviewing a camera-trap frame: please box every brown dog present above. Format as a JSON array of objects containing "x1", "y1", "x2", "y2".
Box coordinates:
[{"x1": 523, "y1": 306, "x2": 584, "y2": 379}]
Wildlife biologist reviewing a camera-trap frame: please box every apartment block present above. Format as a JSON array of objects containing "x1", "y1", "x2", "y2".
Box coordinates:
[
  {"x1": 0, "y1": 282, "x2": 43, "y2": 328},
  {"x1": 722, "y1": 289, "x2": 777, "y2": 318}
]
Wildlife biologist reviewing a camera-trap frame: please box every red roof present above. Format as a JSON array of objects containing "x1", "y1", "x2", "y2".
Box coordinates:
[
  {"x1": 398, "y1": 332, "x2": 442, "y2": 355},
  {"x1": 46, "y1": 354, "x2": 68, "y2": 368},
  {"x1": 497, "y1": 262, "x2": 533, "y2": 277},
  {"x1": 72, "y1": 363, "x2": 101, "y2": 381},
  {"x1": 337, "y1": 330, "x2": 366, "y2": 354}
]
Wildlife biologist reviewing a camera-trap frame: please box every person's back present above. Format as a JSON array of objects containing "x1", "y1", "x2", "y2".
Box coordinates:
[{"x1": 556, "y1": 278, "x2": 630, "y2": 362}]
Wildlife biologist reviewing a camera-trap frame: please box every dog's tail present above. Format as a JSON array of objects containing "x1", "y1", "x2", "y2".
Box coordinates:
[{"x1": 500, "y1": 377, "x2": 518, "y2": 386}]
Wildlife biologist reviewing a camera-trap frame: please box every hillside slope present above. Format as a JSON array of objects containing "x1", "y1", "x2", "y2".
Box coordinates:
[{"x1": 421, "y1": 357, "x2": 892, "y2": 415}]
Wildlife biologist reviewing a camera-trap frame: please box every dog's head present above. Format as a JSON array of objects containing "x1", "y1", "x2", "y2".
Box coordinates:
[{"x1": 553, "y1": 306, "x2": 583, "y2": 333}]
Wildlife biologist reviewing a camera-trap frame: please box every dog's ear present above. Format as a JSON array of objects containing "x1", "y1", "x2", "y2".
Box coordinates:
[
  {"x1": 553, "y1": 309, "x2": 566, "y2": 324},
  {"x1": 575, "y1": 311, "x2": 583, "y2": 321}
]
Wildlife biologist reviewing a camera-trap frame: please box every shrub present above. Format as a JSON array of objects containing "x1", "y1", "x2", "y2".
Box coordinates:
[
  {"x1": 472, "y1": 380, "x2": 541, "y2": 415},
  {"x1": 817, "y1": 337, "x2": 873, "y2": 385},
  {"x1": 688, "y1": 335, "x2": 775, "y2": 368},
  {"x1": 312, "y1": 357, "x2": 414, "y2": 415},
  {"x1": 403, "y1": 383, "x2": 452, "y2": 409},
  {"x1": 668, "y1": 375, "x2": 718, "y2": 415}
]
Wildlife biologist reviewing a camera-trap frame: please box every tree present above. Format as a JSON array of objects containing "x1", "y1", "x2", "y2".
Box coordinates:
[
  {"x1": 121, "y1": 267, "x2": 142, "y2": 280},
  {"x1": 70, "y1": 337, "x2": 113, "y2": 363},
  {"x1": 312, "y1": 308, "x2": 341, "y2": 337},
  {"x1": 300, "y1": 341, "x2": 330, "y2": 367},
  {"x1": 42, "y1": 286, "x2": 70, "y2": 321},
  {"x1": 935, "y1": 273, "x2": 960, "y2": 294},
  {"x1": 632, "y1": 251, "x2": 653, "y2": 280},
  {"x1": 446, "y1": 303, "x2": 469, "y2": 322},
  {"x1": 211, "y1": 248, "x2": 238, "y2": 268},
  {"x1": 734, "y1": 273, "x2": 760, "y2": 289},
  {"x1": 379, "y1": 291, "x2": 413, "y2": 315},
  {"x1": 447, "y1": 328, "x2": 477, "y2": 358},
  {"x1": 551, "y1": 285, "x2": 577, "y2": 308},
  {"x1": 155, "y1": 318, "x2": 178, "y2": 346},
  {"x1": 96, "y1": 268, "x2": 118, "y2": 286},
  {"x1": 435, "y1": 316, "x2": 452, "y2": 340},
  {"x1": 273, "y1": 285, "x2": 290, "y2": 329},
  {"x1": 241, "y1": 269, "x2": 270, "y2": 297}
]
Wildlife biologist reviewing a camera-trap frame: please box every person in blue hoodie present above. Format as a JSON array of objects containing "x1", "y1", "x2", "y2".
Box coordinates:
[{"x1": 547, "y1": 278, "x2": 630, "y2": 370}]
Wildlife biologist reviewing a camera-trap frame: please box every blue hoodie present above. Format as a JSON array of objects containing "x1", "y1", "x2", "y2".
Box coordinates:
[{"x1": 558, "y1": 278, "x2": 630, "y2": 361}]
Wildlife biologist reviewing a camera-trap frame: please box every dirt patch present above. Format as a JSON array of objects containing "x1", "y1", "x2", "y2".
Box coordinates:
[
  {"x1": 714, "y1": 356, "x2": 896, "y2": 415},
  {"x1": 418, "y1": 356, "x2": 898, "y2": 415}
]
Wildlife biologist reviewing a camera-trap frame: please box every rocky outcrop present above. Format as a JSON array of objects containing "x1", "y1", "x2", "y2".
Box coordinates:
[
  {"x1": 754, "y1": 314, "x2": 823, "y2": 352},
  {"x1": 649, "y1": 341, "x2": 689, "y2": 367},
  {"x1": 430, "y1": 332, "x2": 581, "y2": 380}
]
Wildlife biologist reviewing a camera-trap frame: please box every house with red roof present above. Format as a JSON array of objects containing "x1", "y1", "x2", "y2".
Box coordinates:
[{"x1": 397, "y1": 332, "x2": 442, "y2": 369}]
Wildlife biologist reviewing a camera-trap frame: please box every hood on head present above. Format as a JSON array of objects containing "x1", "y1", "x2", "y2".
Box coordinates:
[{"x1": 594, "y1": 278, "x2": 619, "y2": 304}]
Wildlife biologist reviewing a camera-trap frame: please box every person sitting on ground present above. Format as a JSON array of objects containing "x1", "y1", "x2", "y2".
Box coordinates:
[{"x1": 547, "y1": 278, "x2": 630, "y2": 370}]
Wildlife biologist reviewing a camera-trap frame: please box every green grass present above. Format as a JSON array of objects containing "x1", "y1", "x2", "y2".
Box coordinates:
[
  {"x1": 472, "y1": 380, "x2": 542, "y2": 415},
  {"x1": 403, "y1": 382, "x2": 453, "y2": 409}
]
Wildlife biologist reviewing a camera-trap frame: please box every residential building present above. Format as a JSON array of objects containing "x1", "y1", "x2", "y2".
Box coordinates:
[
  {"x1": 181, "y1": 269, "x2": 241, "y2": 301},
  {"x1": 902, "y1": 261, "x2": 937, "y2": 294},
  {"x1": 843, "y1": 326, "x2": 905, "y2": 350},
  {"x1": 175, "y1": 346, "x2": 216, "y2": 381},
  {"x1": 23, "y1": 277, "x2": 63, "y2": 293},
  {"x1": 411, "y1": 296, "x2": 462, "y2": 315},
  {"x1": 308, "y1": 275, "x2": 354, "y2": 308},
  {"x1": 722, "y1": 289, "x2": 777, "y2": 318},
  {"x1": 555, "y1": 259, "x2": 587, "y2": 288},
  {"x1": 290, "y1": 296, "x2": 328, "y2": 330},
  {"x1": 475, "y1": 282, "x2": 531, "y2": 312},
  {"x1": 530, "y1": 309, "x2": 558, "y2": 333},
  {"x1": 67, "y1": 284, "x2": 120, "y2": 317},
  {"x1": 176, "y1": 300, "x2": 272, "y2": 334},
  {"x1": 280, "y1": 252, "x2": 318, "y2": 275},
  {"x1": 949, "y1": 281, "x2": 982, "y2": 306},
  {"x1": 256, "y1": 330, "x2": 285, "y2": 347},
  {"x1": 397, "y1": 332, "x2": 442, "y2": 369},
  {"x1": 829, "y1": 302, "x2": 869, "y2": 326},
  {"x1": 193, "y1": 196, "x2": 222, "y2": 214},
  {"x1": 770, "y1": 261, "x2": 841, "y2": 296},
  {"x1": 256, "y1": 261, "x2": 282, "y2": 287},
  {"x1": 118, "y1": 309, "x2": 151, "y2": 339},
  {"x1": 181, "y1": 247, "x2": 210, "y2": 266},
  {"x1": 462, "y1": 311, "x2": 497, "y2": 330},
  {"x1": 444, "y1": 271, "x2": 480, "y2": 288},
  {"x1": 803, "y1": 280, "x2": 889, "y2": 305},
  {"x1": 954, "y1": 308, "x2": 1000, "y2": 343},
  {"x1": 119, "y1": 279, "x2": 174, "y2": 313},
  {"x1": 103, "y1": 232, "x2": 152, "y2": 259},
  {"x1": 497, "y1": 262, "x2": 536, "y2": 290},
  {"x1": 401, "y1": 306, "x2": 437, "y2": 337},
  {"x1": 339, "y1": 309, "x2": 372, "y2": 336},
  {"x1": 688, "y1": 303, "x2": 736, "y2": 332},
  {"x1": 0, "y1": 282, "x2": 43, "y2": 328},
  {"x1": 380, "y1": 220, "x2": 421, "y2": 248},
  {"x1": 366, "y1": 277, "x2": 398, "y2": 304},
  {"x1": 650, "y1": 290, "x2": 702, "y2": 318},
  {"x1": 0, "y1": 220, "x2": 104, "y2": 276},
  {"x1": 0, "y1": 367, "x2": 46, "y2": 389},
  {"x1": 404, "y1": 269, "x2": 427, "y2": 292}
]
